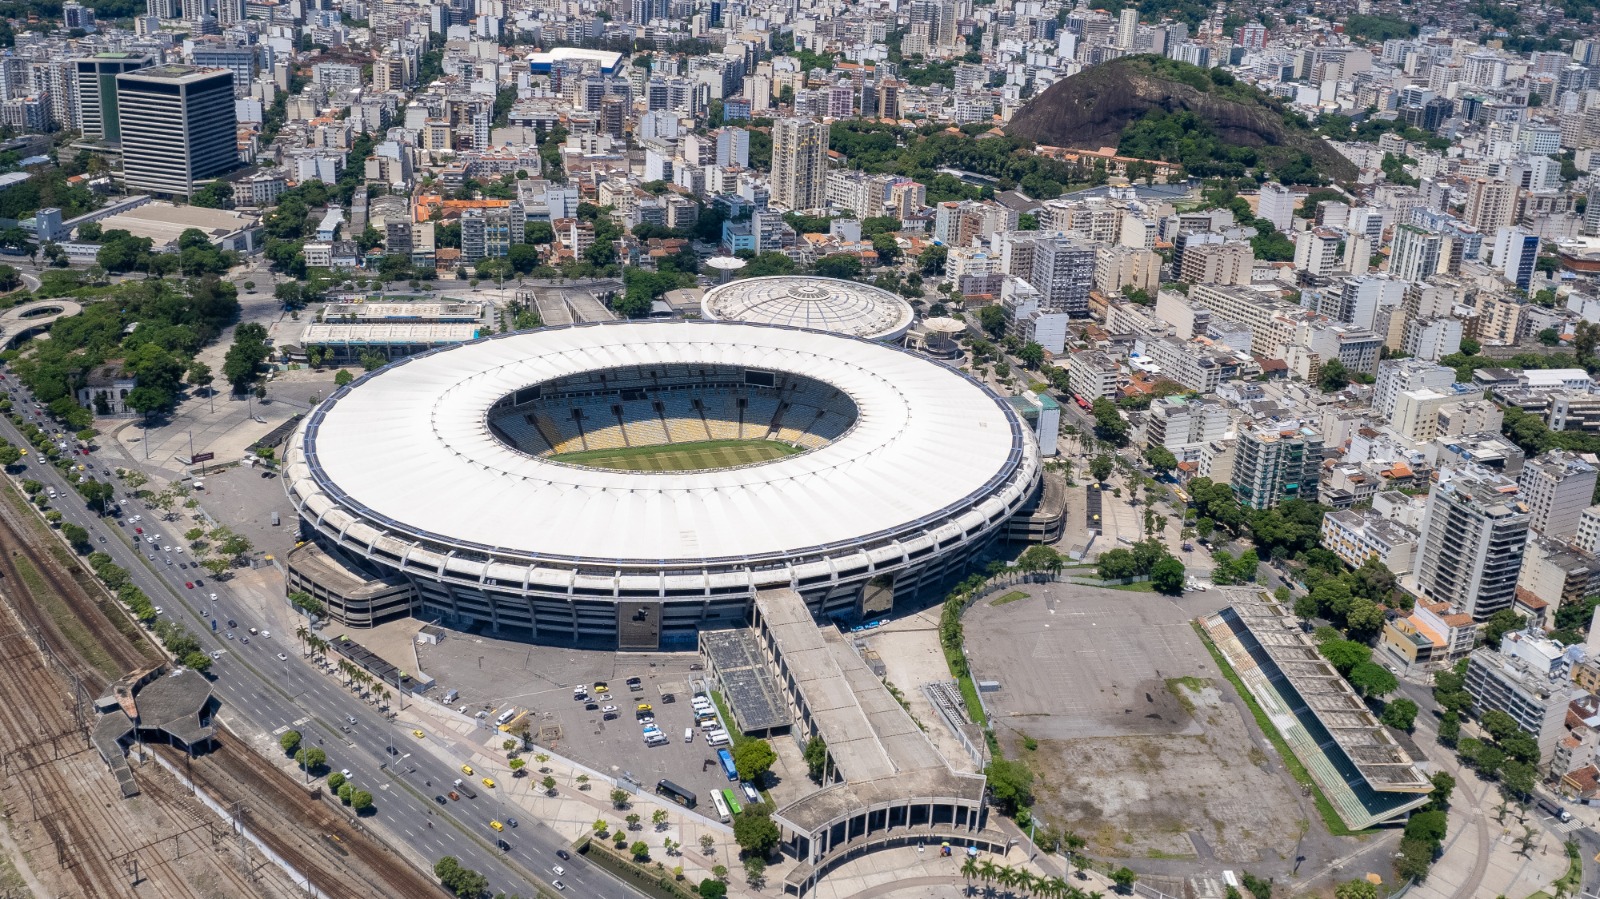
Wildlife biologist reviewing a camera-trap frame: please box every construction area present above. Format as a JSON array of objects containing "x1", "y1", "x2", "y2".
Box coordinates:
[
  {"x1": 963, "y1": 583, "x2": 1309, "y2": 865},
  {"x1": 0, "y1": 481, "x2": 448, "y2": 899}
]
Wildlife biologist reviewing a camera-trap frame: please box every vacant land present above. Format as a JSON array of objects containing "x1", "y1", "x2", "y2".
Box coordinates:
[
  {"x1": 965, "y1": 584, "x2": 1304, "y2": 864},
  {"x1": 550, "y1": 438, "x2": 801, "y2": 471}
]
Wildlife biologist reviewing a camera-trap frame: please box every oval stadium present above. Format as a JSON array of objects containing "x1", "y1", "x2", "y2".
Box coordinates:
[{"x1": 283, "y1": 320, "x2": 1047, "y2": 649}]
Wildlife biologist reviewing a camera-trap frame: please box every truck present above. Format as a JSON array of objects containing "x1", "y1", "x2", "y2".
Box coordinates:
[
  {"x1": 1537, "y1": 798, "x2": 1572, "y2": 823},
  {"x1": 453, "y1": 778, "x2": 477, "y2": 799}
]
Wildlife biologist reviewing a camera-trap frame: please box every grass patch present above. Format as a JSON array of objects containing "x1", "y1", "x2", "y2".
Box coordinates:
[
  {"x1": 709, "y1": 690, "x2": 751, "y2": 750},
  {"x1": 989, "y1": 591, "x2": 1029, "y2": 607},
  {"x1": 1163, "y1": 676, "x2": 1209, "y2": 714},
  {"x1": 942, "y1": 642, "x2": 989, "y2": 730},
  {"x1": 1192, "y1": 621, "x2": 1367, "y2": 838},
  {"x1": 1144, "y1": 848, "x2": 1194, "y2": 860},
  {"x1": 1108, "y1": 579, "x2": 1157, "y2": 592},
  {"x1": 549, "y1": 439, "x2": 801, "y2": 472}
]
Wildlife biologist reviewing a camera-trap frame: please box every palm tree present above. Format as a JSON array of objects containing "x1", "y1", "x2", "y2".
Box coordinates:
[
  {"x1": 961, "y1": 856, "x2": 980, "y2": 895},
  {"x1": 295, "y1": 625, "x2": 308, "y2": 653},
  {"x1": 996, "y1": 865, "x2": 1020, "y2": 897},
  {"x1": 977, "y1": 860, "x2": 999, "y2": 898}
]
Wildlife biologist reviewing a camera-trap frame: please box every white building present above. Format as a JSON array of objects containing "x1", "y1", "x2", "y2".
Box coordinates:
[{"x1": 1518, "y1": 451, "x2": 1599, "y2": 541}]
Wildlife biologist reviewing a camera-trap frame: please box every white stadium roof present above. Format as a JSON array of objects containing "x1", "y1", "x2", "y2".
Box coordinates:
[
  {"x1": 289, "y1": 322, "x2": 1027, "y2": 568},
  {"x1": 701, "y1": 277, "x2": 915, "y2": 342}
]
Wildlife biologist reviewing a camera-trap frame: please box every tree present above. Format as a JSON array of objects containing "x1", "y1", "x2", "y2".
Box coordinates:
[
  {"x1": 1319, "y1": 638, "x2": 1371, "y2": 675},
  {"x1": 1482, "y1": 609, "x2": 1525, "y2": 646},
  {"x1": 732, "y1": 805, "x2": 780, "y2": 856},
  {"x1": 743, "y1": 855, "x2": 766, "y2": 887},
  {"x1": 1111, "y1": 867, "x2": 1138, "y2": 893},
  {"x1": 626, "y1": 812, "x2": 642, "y2": 830},
  {"x1": 60, "y1": 523, "x2": 89, "y2": 549},
  {"x1": 1089, "y1": 454, "x2": 1115, "y2": 483},
  {"x1": 1380, "y1": 698, "x2": 1418, "y2": 731},
  {"x1": 984, "y1": 758, "x2": 1033, "y2": 814},
  {"x1": 610, "y1": 788, "x2": 630, "y2": 808},
  {"x1": 351, "y1": 790, "x2": 373, "y2": 812},
  {"x1": 1348, "y1": 661, "x2": 1398, "y2": 698},
  {"x1": 700, "y1": 833, "x2": 717, "y2": 854},
  {"x1": 653, "y1": 808, "x2": 669, "y2": 829},
  {"x1": 977, "y1": 304, "x2": 1007, "y2": 338},
  {"x1": 814, "y1": 253, "x2": 863, "y2": 279},
  {"x1": 279, "y1": 729, "x2": 302, "y2": 755},
  {"x1": 433, "y1": 857, "x2": 489, "y2": 899},
  {"x1": 1144, "y1": 445, "x2": 1178, "y2": 473},
  {"x1": 699, "y1": 880, "x2": 728, "y2": 899},
  {"x1": 1318, "y1": 359, "x2": 1351, "y2": 392},
  {"x1": 733, "y1": 739, "x2": 777, "y2": 783},
  {"x1": 1091, "y1": 397, "x2": 1129, "y2": 445},
  {"x1": 1334, "y1": 880, "x2": 1376, "y2": 899},
  {"x1": 1151, "y1": 556, "x2": 1187, "y2": 595},
  {"x1": 334, "y1": 369, "x2": 354, "y2": 387},
  {"x1": 327, "y1": 771, "x2": 346, "y2": 792},
  {"x1": 295, "y1": 746, "x2": 325, "y2": 772}
]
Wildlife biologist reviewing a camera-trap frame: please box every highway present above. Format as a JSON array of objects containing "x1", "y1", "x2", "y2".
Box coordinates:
[{"x1": 0, "y1": 378, "x2": 637, "y2": 899}]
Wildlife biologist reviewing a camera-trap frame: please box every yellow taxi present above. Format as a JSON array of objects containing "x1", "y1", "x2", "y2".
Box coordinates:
[
  {"x1": 489, "y1": 820, "x2": 504, "y2": 832},
  {"x1": 461, "y1": 764, "x2": 474, "y2": 776},
  {"x1": 482, "y1": 777, "x2": 497, "y2": 788},
  {"x1": 636, "y1": 703, "x2": 652, "y2": 713},
  {"x1": 412, "y1": 729, "x2": 425, "y2": 739},
  {"x1": 593, "y1": 681, "x2": 608, "y2": 692}
]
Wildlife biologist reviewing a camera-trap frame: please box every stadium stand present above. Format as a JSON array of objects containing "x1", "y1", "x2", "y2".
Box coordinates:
[{"x1": 486, "y1": 366, "x2": 864, "y2": 461}]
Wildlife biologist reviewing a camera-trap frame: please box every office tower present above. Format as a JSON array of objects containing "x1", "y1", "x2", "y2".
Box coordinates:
[
  {"x1": 1232, "y1": 424, "x2": 1322, "y2": 510},
  {"x1": 1493, "y1": 226, "x2": 1540, "y2": 292},
  {"x1": 1258, "y1": 181, "x2": 1294, "y2": 232},
  {"x1": 1464, "y1": 177, "x2": 1516, "y2": 232},
  {"x1": 1389, "y1": 224, "x2": 1444, "y2": 283},
  {"x1": 74, "y1": 52, "x2": 152, "y2": 143},
  {"x1": 770, "y1": 117, "x2": 828, "y2": 212},
  {"x1": 115, "y1": 65, "x2": 238, "y2": 198},
  {"x1": 1415, "y1": 470, "x2": 1530, "y2": 619},
  {"x1": 1518, "y1": 451, "x2": 1598, "y2": 540}
]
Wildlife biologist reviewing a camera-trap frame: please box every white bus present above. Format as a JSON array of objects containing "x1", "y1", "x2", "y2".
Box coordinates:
[{"x1": 710, "y1": 788, "x2": 732, "y2": 823}]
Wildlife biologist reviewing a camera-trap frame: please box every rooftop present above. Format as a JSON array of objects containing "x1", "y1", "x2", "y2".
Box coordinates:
[
  {"x1": 1220, "y1": 594, "x2": 1431, "y2": 792},
  {"x1": 701, "y1": 276, "x2": 914, "y2": 342}
]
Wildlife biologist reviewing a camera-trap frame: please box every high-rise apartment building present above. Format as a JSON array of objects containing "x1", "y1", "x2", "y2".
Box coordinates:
[
  {"x1": 1415, "y1": 470, "x2": 1530, "y2": 619},
  {"x1": 1493, "y1": 226, "x2": 1540, "y2": 292},
  {"x1": 1465, "y1": 632, "x2": 1580, "y2": 766},
  {"x1": 461, "y1": 203, "x2": 527, "y2": 263},
  {"x1": 1389, "y1": 224, "x2": 1444, "y2": 283},
  {"x1": 1464, "y1": 178, "x2": 1517, "y2": 232},
  {"x1": 1027, "y1": 236, "x2": 1097, "y2": 317},
  {"x1": 1115, "y1": 7, "x2": 1138, "y2": 49},
  {"x1": 1372, "y1": 358, "x2": 1457, "y2": 419},
  {"x1": 73, "y1": 51, "x2": 151, "y2": 142},
  {"x1": 1518, "y1": 451, "x2": 1598, "y2": 541},
  {"x1": 116, "y1": 65, "x2": 237, "y2": 198},
  {"x1": 1258, "y1": 181, "x2": 1294, "y2": 232},
  {"x1": 770, "y1": 118, "x2": 828, "y2": 213},
  {"x1": 1232, "y1": 424, "x2": 1322, "y2": 510}
]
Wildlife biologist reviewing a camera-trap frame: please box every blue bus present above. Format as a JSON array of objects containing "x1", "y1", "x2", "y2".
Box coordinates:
[{"x1": 717, "y1": 748, "x2": 737, "y2": 781}]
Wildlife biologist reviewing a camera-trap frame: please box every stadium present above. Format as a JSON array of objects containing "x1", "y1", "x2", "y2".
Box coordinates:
[{"x1": 283, "y1": 320, "x2": 1045, "y2": 649}]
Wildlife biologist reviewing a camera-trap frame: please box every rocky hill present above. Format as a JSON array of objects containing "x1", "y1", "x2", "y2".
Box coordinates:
[{"x1": 1007, "y1": 56, "x2": 1357, "y2": 184}]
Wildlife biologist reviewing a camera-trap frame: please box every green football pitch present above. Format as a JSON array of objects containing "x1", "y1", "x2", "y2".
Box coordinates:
[{"x1": 549, "y1": 439, "x2": 802, "y2": 472}]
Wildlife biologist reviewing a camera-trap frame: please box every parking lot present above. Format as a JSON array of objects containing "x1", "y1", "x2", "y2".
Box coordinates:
[{"x1": 414, "y1": 635, "x2": 753, "y2": 814}]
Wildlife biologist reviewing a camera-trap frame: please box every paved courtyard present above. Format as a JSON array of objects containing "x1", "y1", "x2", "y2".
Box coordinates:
[{"x1": 965, "y1": 583, "x2": 1308, "y2": 867}]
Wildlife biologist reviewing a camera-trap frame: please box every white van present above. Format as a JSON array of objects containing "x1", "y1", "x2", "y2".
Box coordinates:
[
  {"x1": 496, "y1": 708, "x2": 516, "y2": 726},
  {"x1": 685, "y1": 727, "x2": 695, "y2": 743}
]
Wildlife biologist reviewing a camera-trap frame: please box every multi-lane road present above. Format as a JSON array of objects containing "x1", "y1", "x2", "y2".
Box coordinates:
[{"x1": 0, "y1": 380, "x2": 638, "y2": 899}]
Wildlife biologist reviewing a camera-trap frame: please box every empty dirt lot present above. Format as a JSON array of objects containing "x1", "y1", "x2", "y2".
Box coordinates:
[{"x1": 965, "y1": 584, "x2": 1306, "y2": 864}]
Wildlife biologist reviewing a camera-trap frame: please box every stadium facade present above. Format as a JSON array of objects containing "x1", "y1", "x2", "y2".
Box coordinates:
[{"x1": 284, "y1": 321, "x2": 1048, "y2": 649}]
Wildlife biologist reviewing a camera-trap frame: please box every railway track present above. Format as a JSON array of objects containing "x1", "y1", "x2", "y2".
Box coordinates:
[
  {"x1": 0, "y1": 484, "x2": 154, "y2": 691},
  {"x1": 0, "y1": 583, "x2": 257, "y2": 899},
  {"x1": 165, "y1": 743, "x2": 448, "y2": 899}
]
